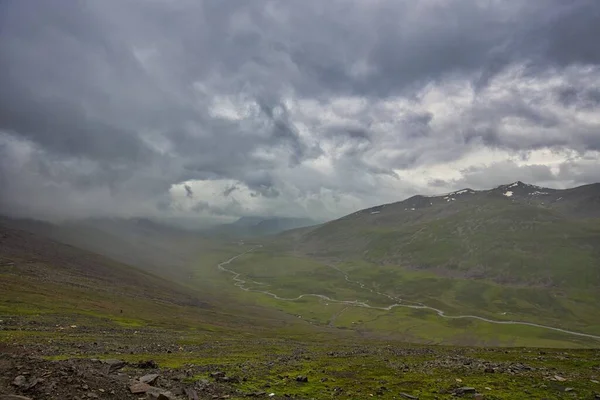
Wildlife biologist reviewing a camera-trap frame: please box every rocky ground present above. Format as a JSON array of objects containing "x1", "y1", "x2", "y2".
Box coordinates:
[
  {"x1": 2, "y1": 338, "x2": 600, "y2": 400},
  {"x1": 2, "y1": 317, "x2": 600, "y2": 399},
  {"x1": 0, "y1": 347, "x2": 242, "y2": 400}
]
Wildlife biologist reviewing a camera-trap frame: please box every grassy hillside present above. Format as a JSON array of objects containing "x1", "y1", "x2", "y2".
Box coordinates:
[
  {"x1": 214, "y1": 248, "x2": 600, "y2": 346},
  {"x1": 295, "y1": 183, "x2": 600, "y2": 290},
  {"x1": 232, "y1": 182, "x2": 600, "y2": 345}
]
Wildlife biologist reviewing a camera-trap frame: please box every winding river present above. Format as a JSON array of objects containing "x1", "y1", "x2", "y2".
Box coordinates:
[{"x1": 218, "y1": 248, "x2": 600, "y2": 341}]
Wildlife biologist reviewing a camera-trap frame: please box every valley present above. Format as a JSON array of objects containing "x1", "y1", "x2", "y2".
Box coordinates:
[
  {"x1": 218, "y1": 247, "x2": 600, "y2": 343},
  {"x1": 2, "y1": 181, "x2": 600, "y2": 399}
]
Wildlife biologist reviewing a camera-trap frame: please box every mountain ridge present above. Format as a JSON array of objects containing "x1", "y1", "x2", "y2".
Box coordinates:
[{"x1": 278, "y1": 181, "x2": 600, "y2": 291}]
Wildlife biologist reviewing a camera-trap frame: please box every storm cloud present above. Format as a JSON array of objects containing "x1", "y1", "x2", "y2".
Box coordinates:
[{"x1": 0, "y1": 0, "x2": 599, "y2": 224}]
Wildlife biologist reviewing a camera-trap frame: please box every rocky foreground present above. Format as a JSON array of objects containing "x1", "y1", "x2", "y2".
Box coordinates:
[
  {"x1": 2, "y1": 338, "x2": 600, "y2": 400},
  {"x1": 0, "y1": 352, "x2": 242, "y2": 400}
]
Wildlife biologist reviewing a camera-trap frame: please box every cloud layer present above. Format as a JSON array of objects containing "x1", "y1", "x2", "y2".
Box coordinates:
[{"x1": 1, "y1": 0, "x2": 599, "y2": 224}]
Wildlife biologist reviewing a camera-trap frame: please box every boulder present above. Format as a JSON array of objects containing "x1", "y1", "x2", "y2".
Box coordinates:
[
  {"x1": 103, "y1": 359, "x2": 126, "y2": 373},
  {"x1": 140, "y1": 373, "x2": 160, "y2": 385},
  {"x1": 11, "y1": 376, "x2": 27, "y2": 388},
  {"x1": 130, "y1": 381, "x2": 153, "y2": 394}
]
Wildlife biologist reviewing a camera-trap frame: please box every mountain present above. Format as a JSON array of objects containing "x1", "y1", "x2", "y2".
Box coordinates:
[
  {"x1": 285, "y1": 181, "x2": 600, "y2": 289},
  {"x1": 209, "y1": 216, "x2": 319, "y2": 238},
  {"x1": 0, "y1": 220, "x2": 212, "y2": 328},
  {"x1": 0, "y1": 216, "x2": 208, "y2": 282}
]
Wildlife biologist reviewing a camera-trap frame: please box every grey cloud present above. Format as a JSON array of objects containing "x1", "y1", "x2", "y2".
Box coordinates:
[
  {"x1": 431, "y1": 156, "x2": 600, "y2": 194},
  {"x1": 342, "y1": 128, "x2": 372, "y2": 142},
  {"x1": 428, "y1": 179, "x2": 449, "y2": 188},
  {"x1": 0, "y1": 0, "x2": 599, "y2": 222},
  {"x1": 448, "y1": 161, "x2": 557, "y2": 190},
  {"x1": 191, "y1": 199, "x2": 244, "y2": 217},
  {"x1": 557, "y1": 160, "x2": 600, "y2": 186},
  {"x1": 555, "y1": 87, "x2": 600, "y2": 110}
]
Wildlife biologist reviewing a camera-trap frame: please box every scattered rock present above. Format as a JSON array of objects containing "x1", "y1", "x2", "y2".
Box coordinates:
[
  {"x1": 0, "y1": 396, "x2": 33, "y2": 400},
  {"x1": 453, "y1": 387, "x2": 476, "y2": 396},
  {"x1": 130, "y1": 381, "x2": 153, "y2": 394},
  {"x1": 12, "y1": 375, "x2": 27, "y2": 388},
  {"x1": 565, "y1": 387, "x2": 574, "y2": 392},
  {"x1": 26, "y1": 378, "x2": 42, "y2": 389},
  {"x1": 246, "y1": 391, "x2": 266, "y2": 397},
  {"x1": 210, "y1": 372, "x2": 225, "y2": 379},
  {"x1": 146, "y1": 388, "x2": 177, "y2": 400},
  {"x1": 510, "y1": 363, "x2": 533, "y2": 372},
  {"x1": 137, "y1": 360, "x2": 159, "y2": 369},
  {"x1": 103, "y1": 359, "x2": 126, "y2": 373},
  {"x1": 484, "y1": 367, "x2": 495, "y2": 373},
  {"x1": 140, "y1": 373, "x2": 160, "y2": 385},
  {"x1": 553, "y1": 375, "x2": 567, "y2": 382},
  {"x1": 184, "y1": 388, "x2": 199, "y2": 400},
  {"x1": 295, "y1": 375, "x2": 308, "y2": 383},
  {"x1": 400, "y1": 393, "x2": 418, "y2": 399}
]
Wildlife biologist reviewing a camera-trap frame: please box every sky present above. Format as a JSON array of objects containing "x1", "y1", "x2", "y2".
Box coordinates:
[{"x1": 1, "y1": 0, "x2": 599, "y2": 225}]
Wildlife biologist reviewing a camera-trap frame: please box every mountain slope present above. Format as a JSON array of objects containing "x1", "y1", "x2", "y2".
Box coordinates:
[
  {"x1": 290, "y1": 182, "x2": 600, "y2": 289},
  {"x1": 0, "y1": 221, "x2": 220, "y2": 328},
  {"x1": 0, "y1": 217, "x2": 210, "y2": 282}
]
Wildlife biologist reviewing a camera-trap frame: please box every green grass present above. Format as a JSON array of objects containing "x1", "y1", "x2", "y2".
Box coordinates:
[
  {"x1": 207, "y1": 248, "x2": 600, "y2": 347},
  {"x1": 299, "y1": 198, "x2": 600, "y2": 289},
  {"x1": 257, "y1": 197, "x2": 600, "y2": 346}
]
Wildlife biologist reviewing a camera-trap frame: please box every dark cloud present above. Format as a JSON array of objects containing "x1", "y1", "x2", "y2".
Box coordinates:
[
  {"x1": 184, "y1": 185, "x2": 194, "y2": 198},
  {"x1": 222, "y1": 185, "x2": 238, "y2": 197},
  {"x1": 0, "y1": 0, "x2": 598, "y2": 222},
  {"x1": 555, "y1": 87, "x2": 600, "y2": 110}
]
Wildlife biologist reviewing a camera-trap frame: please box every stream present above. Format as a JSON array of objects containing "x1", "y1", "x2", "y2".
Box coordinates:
[{"x1": 218, "y1": 248, "x2": 600, "y2": 341}]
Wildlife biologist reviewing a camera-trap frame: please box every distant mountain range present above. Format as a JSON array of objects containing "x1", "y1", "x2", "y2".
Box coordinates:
[
  {"x1": 280, "y1": 181, "x2": 600, "y2": 290},
  {"x1": 0, "y1": 214, "x2": 320, "y2": 279},
  {"x1": 208, "y1": 216, "x2": 319, "y2": 238}
]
